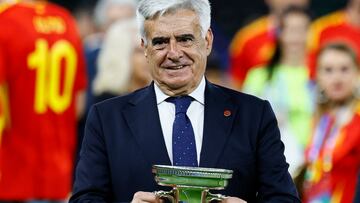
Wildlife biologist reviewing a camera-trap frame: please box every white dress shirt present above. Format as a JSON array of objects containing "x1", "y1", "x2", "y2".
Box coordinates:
[{"x1": 154, "y1": 77, "x2": 205, "y2": 165}]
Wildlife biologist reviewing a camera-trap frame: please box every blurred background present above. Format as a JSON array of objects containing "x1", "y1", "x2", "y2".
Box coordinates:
[
  {"x1": 56, "y1": 0, "x2": 347, "y2": 35},
  {"x1": 54, "y1": 0, "x2": 348, "y2": 73}
]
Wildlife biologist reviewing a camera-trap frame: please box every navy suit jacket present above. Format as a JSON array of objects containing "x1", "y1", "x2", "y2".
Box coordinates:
[{"x1": 70, "y1": 81, "x2": 300, "y2": 202}]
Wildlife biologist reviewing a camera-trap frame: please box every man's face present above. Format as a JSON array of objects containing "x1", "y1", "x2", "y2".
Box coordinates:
[{"x1": 142, "y1": 9, "x2": 213, "y2": 96}]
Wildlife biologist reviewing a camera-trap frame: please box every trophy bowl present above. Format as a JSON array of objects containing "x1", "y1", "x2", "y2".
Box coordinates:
[{"x1": 152, "y1": 165, "x2": 233, "y2": 203}]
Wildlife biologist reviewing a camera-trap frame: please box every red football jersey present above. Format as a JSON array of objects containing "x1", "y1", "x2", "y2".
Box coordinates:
[
  {"x1": 229, "y1": 16, "x2": 276, "y2": 88},
  {"x1": 307, "y1": 11, "x2": 360, "y2": 79},
  {"x1": 0, "y1": 1, "x2": 86, "y2": 199}
]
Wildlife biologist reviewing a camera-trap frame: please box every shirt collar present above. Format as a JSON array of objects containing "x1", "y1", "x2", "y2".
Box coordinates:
[{"x1": 154, "y1": 77, "x2": 205, "y2": 105}]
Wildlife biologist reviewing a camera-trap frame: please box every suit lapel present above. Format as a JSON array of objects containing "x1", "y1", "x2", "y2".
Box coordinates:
[
  {"x1": 200, "y1": 82, "x2": 238, "y2": 168},
  {"x1": 122, "y1": 83, "x2": 171, "y2": 166}
]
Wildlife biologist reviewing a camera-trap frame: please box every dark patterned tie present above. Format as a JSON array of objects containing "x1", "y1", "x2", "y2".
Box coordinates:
[{"x1": 167, "y1": 96, "x2": 198, "y2": 167}]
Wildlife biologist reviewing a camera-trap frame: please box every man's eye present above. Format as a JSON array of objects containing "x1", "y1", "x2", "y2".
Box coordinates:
[
  {"x1": 152, "y1": 38, "x2": 168, "y2": 49},
  {"x1": 179, "y1": 37, "x2": 192, "y2": 42},
  {"x1": 178, "y1": 37, "x2": 194, "y2": 46},
  {"x1": 153, "y1": 40, "x2": 165, "y2": 45}
]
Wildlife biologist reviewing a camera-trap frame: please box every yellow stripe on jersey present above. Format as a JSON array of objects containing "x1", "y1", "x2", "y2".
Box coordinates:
[
  {"x1": 307, "y1": 11, "x2": 346, "y2": 51},
  {"x1": 230, "y1": 16, "x2": 271, "y2": 55},
  {"x1": 0, "y1": 84, "x2": 10, "y2": 144}
]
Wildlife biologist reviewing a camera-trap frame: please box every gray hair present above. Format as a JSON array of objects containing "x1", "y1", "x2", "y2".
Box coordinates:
[
  {"x1": 94, "y1": 0, "x2": 138, "y2": 27},
  {"x1": 136, "y1": 0, "x2": 211, "y2": 41}
]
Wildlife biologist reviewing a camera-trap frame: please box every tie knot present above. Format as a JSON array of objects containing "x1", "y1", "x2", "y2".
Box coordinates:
[{"x1": 167, "y1": 96, "x2": 193, "y2": 114}]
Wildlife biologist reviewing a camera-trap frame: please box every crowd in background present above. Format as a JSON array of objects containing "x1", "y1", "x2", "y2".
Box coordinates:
[{"x1": 0, "y1": 0, "x2": 360, "y2": 202}]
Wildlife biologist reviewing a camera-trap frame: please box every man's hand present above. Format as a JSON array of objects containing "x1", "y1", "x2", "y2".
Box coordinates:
[
  {"x1": 131, "y1": 191, "x2": 163, "y2": 203},
  {"x1": 222, "y1": 196, "x2": 247, "y2": 203},
  {"x1": 131, "y1": 192, "x2": 246, "y2": 203}
]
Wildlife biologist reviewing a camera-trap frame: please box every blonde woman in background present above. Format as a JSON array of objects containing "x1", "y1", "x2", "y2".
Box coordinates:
[
  {"x1": 93, "y1": 18, "x2": 151, "y2": 102},
  {"x1": 303, "y1": 43, "x2": 360, "y2": 203}
]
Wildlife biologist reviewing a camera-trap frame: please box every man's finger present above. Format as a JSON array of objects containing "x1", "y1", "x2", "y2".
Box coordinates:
[
  {"x1": 222, "y1": 196, "x2": 247, "y2": 203},
  {"x1": 132, "y1": 191, "x2": 159, "y2": 203}
]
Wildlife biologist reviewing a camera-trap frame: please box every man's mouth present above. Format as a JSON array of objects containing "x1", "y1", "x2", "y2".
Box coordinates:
[{"x1": 166, "y1": 65, "x2": 187, "y2": 70}]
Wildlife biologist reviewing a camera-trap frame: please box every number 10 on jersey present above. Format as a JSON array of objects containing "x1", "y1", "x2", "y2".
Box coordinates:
[{"x1": 27, "y1": 39, "x2": 77, "y2": 114}]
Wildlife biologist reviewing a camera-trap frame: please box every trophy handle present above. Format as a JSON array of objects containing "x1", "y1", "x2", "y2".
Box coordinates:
[
  {"x1": 204, "y1": 191, "x2": 227, "y2": 203},
  {"x1": 154, "y1": 189, "x2": 178, "y2": 203}
]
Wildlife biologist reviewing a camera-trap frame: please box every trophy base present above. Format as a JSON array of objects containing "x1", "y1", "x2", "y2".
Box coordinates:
[{"x1": 156, "y1": 187, "x2": 225, "y2": 203}]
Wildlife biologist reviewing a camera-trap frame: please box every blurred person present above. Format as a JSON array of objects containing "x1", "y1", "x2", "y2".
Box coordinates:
[
  {"x1": 229, "y1": 0, "x2": 309, "y2": 89},
  {"x1": 243, "y1": 6, "x2": 313, "y2": 177},
  {"x1": 73, "y1": 5, "x2": 97, "y2": 40},
  {"x1": 92, "y1": 18, "x2": 151, "y2": 103},
  {"x1": 303, "y1": 43, "x2": 360, "y2": 203},
  {"x1": 84, "y1": 0, "x2": 138, "y2": 48},
  {"x1": 76, "y1": 0, "x2": 138, "y2": 163},
  {"x1": 307, "y1": 0, "x2": 360, "y2": 80},
  {"x1": 83, "y1": 0, "x2": 138, "y2": 114},
  {"x1": 70, "y1": 0, "x2": 300, "y2": 202},
  {"x1": 94, "y1": 0, "x2": 136, "y2": 31},
  {"x1": 0, "y1": 0, "x2": 87, "y2": 202}
]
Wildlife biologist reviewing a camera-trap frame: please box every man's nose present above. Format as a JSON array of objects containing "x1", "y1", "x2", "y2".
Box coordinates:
[{"x1": 167, "y1": 40, "x2": 183, "y2": 61}]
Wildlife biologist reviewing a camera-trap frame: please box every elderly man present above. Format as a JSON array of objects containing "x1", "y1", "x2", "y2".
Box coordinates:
[{"x1": 70, "y1": 0, "x2": 300, "y2": 202}]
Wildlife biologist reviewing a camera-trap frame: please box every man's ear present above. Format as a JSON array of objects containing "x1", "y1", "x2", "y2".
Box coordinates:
[
  {"x1": 205, "y1": 28, "x2": 214, "y2": 56},
  {"x1": 141, "y1": 38, "x2": 148, "y2": 58}
]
